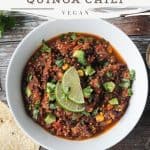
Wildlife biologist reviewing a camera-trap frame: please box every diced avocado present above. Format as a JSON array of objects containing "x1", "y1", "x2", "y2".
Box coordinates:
[
  {"x1": 73, "y1": 50, "x2": 86, "y2": 65},
  {"x1": 25, "y1": 87, "x2": 32, "y2": 97},
  {"x1": 83, "y1": 86, "x2": 93, "y2": 98},
  {"x1": 109, "y1": 98, "x2": 119, "y2": 105},
  {"x1": 49, "y1": 103, "x2": 57, "y2": 110},
  {"x1": 128, "y1": 88, "x2": 133, "y2": 96},
  {"x1": 130, "y1": 69, "x2": 136, "y2": 80},
  {"x1": 70, "y1": 33, "x2": 77, "y2": 40},
  {"x1": 119, "y1": 79, "x2": 130, "y2": 88},
  {"x1": 46, "y1": 82, "x2": 56, "y2": 91},
  {"x1": 84, "y1": 66, "x2": 95, "y2": 76},
  {"x1": 44, "y1": 113, "x2": 56, "y2": 125},
  {"x1": 103, "y1": 81, "x2": 116, "y2": 92},
  {"x1": 27, "y1": 74, "x2": 32, "y2": 82}
]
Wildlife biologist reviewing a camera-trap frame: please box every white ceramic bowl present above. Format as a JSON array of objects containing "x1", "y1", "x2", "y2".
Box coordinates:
[{"x1": 6, "y1": 19, "x2": 148, "y2": 150}]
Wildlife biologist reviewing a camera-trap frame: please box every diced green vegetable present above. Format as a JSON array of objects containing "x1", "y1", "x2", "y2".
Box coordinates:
[
  {"x1": 92, "y1": 107, "x2": 99, "y2": 116},
  {"x1": 128, "y1": 88, "x2": 133, "y2": 96},
  {"x1": 33, "y1": 109, "x2": 39, "y2": 120},
  {"x1": 49, "y1": 93, "x2": 56, "y2": 101},
  {"x1": 44, "y1": 113, "x2": 56, "y2": 124},
  {"x1": 47, "y1": 82, "x2": 56, "y2": 91},
  {"x1": 70, "y1": 33, "x2": 77, "y2": 40},
  {"x1": 109, "y1": 98, "x2": 119, "y2": 105},
  {"x1": 55, "y1": 59, "x2": 64, "y2": 67},
  {"x1": 130, "y1": 69, "x2": 136, "y2": 80},
  {"x1": 103, "y1": 81, "x2": 116, "y2": 92},
  {"x1": 25, "y1": 87, "x2": 32, "y2": 97},
  {"x1": 41, "y1": 40, "x2": 51, "y2": 53},
  {"x1": 33, "y1": 101, "x2": 40, "y2": 120},
  {"x1": 84, "y1": 66, "x2": 95, "y2": 76},
  {"x1": 106, "y1": 71, "x2": 112, "y2": 78},
  {"x1": 27, "y1": 74, "x2": 32, "y2": 82},
  {"x1": 73, "y1": 50, "x2": 86, "y2": 65},
  {"x1": 83, "y1": 86, "x2": 93, "y2": 98},
  {"x1": 46, "y1": 82, "x2": 56, "y2": 101},
  {"x1": 49, "y1": 103, "x2": 57, "y2": 110},
  {"x1": 119, "y1": 79, "x2": 130, "y2": 88}
]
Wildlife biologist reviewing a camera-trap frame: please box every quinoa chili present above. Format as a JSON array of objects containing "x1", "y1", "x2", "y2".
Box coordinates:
[{"x1": 22, "y1": 32, "x2": 135, "y2": 140}]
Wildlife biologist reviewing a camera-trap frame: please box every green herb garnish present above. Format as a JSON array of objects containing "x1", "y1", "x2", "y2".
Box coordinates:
[
  {"x1": 82, "y1": 111, "x2": 90, "y2": 117},
  {"x1": 41, "y1": 40, "x2": 51, "y2": 53},
  {"x1": 92, "y1": 107, "x2": 99, "y2": 116},
  {"x1": 106, "y1": 71, "x2": 112, "y2": 78},
  {"x1": 55, "y1": 59, "x2": 64, "y2": 67},
  {"x1": 46, "y1": 82, "x2": 56, "y2": 101}
]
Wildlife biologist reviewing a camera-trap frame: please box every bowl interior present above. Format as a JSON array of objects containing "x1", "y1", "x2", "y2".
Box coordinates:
[{"x1": 6, "y1": 19, "x2": 148, "y2": 150}]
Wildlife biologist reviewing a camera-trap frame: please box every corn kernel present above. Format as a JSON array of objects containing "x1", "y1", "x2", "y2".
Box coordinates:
[
  {"x1": 62, "y1": 64, "x2": 69, "y2": 70},
  {"x1": 77, "y1": 69, "x2": 84, "y2": 77},
  {"x1": 95, "y1": 112, "x2": 104, "y2": 122}
]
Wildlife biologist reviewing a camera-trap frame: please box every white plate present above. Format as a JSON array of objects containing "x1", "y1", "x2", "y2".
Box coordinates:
[{"x1": 6, "y1": 19, "x2": 148, "y2": 150}]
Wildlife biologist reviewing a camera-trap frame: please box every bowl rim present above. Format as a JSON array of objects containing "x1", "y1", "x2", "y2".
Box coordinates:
[{"x1": 6, "y1": 18, "x2": 149, "y2": 150}]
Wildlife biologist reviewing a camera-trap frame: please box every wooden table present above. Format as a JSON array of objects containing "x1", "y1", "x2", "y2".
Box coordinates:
[{"x1": 0, "y1": 13, "x2": 150, "y2": 150}]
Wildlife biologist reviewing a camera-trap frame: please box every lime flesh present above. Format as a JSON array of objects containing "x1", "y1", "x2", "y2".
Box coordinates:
[
  {"x1": 62, "y1": 67, "x2": 84, "y2": 104},
  {"x1": 55, "y1": 82, "x2": 85, "y2": 112}
]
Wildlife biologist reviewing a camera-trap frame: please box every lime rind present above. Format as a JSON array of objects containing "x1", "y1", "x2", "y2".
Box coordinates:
[
  {"x1": 55, "y1": 82, "x2": 85, "y2": 112},
  {"x1": 62, "y1": 67, "x2": 84, "y2": 104}
]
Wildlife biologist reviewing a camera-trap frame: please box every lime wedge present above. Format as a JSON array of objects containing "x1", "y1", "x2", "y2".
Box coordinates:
[
  {"x1": 55, "y1": 82, "x2": 85, "y2": 112},
  {"x1": 62, "y1": 66, "x2": 84, "y2": 104}
]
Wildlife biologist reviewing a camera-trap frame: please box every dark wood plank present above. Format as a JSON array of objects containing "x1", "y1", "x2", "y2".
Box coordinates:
[
  {"x1": 110, "y1": 111, "x2": 150, "y2": 150},
  {"x1": 107, "y1": 15, "x2": 150, "y2": 36}
]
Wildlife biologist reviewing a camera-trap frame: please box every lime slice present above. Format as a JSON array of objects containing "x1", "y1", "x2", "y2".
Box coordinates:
[
  {"x1": 55, "y1": 82, "x2": 85, "y2": 112},
  {"x1": 62, "y1": 66, "x2": 84, "y2": 104}
]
